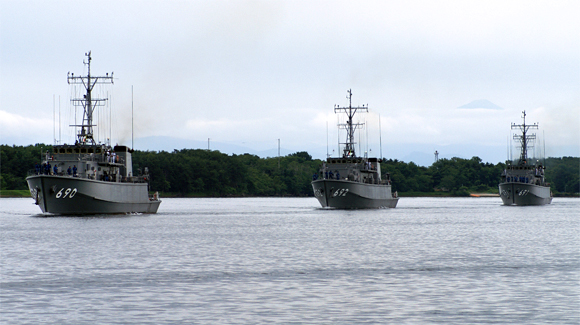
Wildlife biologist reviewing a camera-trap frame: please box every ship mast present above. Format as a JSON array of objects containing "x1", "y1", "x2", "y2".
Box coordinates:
[
  {"x1": 334, "y1": 89, "x2": 368, "y2": 158},
  {"x1": 511, "y1": 110, "x2": 538, "y2": 165},
  {"x1": 67, "y1": 51, "x2": 114, "y2": 145}
]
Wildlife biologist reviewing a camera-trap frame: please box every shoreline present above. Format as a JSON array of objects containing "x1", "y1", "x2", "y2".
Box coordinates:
[{"x1": 3, "y1": 190, "x2": 577, "y2": 199}]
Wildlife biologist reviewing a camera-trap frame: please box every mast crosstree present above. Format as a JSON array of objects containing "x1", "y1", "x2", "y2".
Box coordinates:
[
  {"x1": 67, "y1": 51, "x2": 114, "y2": 145},
  {"x1": 511, "y1": 110, "x2": 538, "y2": 164},
  {"x1": 334, "y1": 89, "x2": 368, "y2": 158}
]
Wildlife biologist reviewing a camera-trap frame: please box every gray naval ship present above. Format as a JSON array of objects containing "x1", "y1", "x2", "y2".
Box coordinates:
[
  {"x1": 311, "y1": 90, "x2": 399, "y2": 209},
  {"x1": 499, "y1": 111, "x2": 552, "y2": 206},
  {"x1": 26, "y1": 52, "x2": 161, "y2": 215}
]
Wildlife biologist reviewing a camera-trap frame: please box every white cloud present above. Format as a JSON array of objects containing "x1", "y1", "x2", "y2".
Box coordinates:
[
  {"x1": 0, "y1": 110, "x2": 53, "y2": 144},
  {"x1": 1, "y1": 0, "x2": 578, "y2": 162}
]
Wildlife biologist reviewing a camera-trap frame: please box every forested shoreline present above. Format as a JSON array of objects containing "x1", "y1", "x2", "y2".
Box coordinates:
[{"x1": 2, "y1": 144, "x2": 579, "y2": 197}]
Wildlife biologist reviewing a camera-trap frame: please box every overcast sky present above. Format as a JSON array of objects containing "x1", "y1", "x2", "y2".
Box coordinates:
[{"x1": 1, "y1": 0, "x2": 578, "y2": 164}]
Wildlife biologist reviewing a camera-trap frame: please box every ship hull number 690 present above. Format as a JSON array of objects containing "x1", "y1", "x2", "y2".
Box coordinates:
[{"x1": 56, "y1": 188, "x2": 77, "y2": 199}]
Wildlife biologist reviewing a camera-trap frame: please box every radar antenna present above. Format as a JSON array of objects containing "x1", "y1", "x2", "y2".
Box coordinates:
[
  {"x1": 511, "y1": 110, "x2": 538, "y2": 165},
  {"x1": 334, "y1": 89, "x2": 368, "y2": 157},
  {"x1": 67, "y1": 51, "x2": 114, "y2": 145}
]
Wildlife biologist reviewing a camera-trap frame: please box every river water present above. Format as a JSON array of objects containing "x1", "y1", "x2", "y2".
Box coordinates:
[{"x1": 1, "y1": 197, "x2": 578, "y2": 324}]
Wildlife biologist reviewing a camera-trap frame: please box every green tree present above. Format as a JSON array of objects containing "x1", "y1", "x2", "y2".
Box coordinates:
[{"x1": 4, "y1": 143, "x2": 577, "y2": 196}]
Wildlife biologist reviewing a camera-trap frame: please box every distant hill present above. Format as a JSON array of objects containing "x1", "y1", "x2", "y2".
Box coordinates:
[
  {"x1": 127, "y1": 136, "x2": 578, "y2": 167},
  {"x1": 133, "y1": 136, "x2": 293, "y2": 158},
  {"x1": 458, "y1": 99, "x2": 503, "y2": 109}
]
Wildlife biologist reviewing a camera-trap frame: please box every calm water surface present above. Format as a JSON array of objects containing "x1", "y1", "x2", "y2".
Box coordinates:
[{"x1": 1, "y1": 197, "x2": 579, "y2": 324}]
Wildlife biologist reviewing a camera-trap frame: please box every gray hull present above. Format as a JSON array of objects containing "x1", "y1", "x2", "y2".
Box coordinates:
[
  {"x1": 499, "y1": 182, "x2": 552, "y2": 206},
  {"x1": 26, "y1": 175, "x2": 161, "y2": 215},
  {"x1": 312, "y1": 179, "x2": 398, "y2": 209}
]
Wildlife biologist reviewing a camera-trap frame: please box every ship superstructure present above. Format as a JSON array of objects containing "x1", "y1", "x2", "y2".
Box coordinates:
[
  {"x1": 499, "y1": 111, "x2": 552, "y2": 205},
  {"x1": 311, "y1": 90, "x2": 398, "y2": 208},
  {"x1": 26, "y1": 52, "x2": 161, "y2": 214}
]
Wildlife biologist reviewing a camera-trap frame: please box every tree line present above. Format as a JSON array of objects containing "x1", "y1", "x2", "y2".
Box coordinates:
[{"x1": 1, "y1": 144, "x2": 578, "y2": 196}]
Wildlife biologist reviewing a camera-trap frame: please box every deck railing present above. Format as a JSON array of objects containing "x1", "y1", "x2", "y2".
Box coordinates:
[{"x1": 27, "y1": 169, "x2": 149, "y2": 183}]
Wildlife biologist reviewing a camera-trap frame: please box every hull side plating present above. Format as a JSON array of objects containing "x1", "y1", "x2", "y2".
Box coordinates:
[
  {"x1": 312, "y1": 179, "x2": 398, "y2": 209},
  {"x1": 498, "y1": 182, "x2": 552, "y2": 206},
  {"x1": 27, "y1": 175, "x2": 160, "y2": 215}
]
